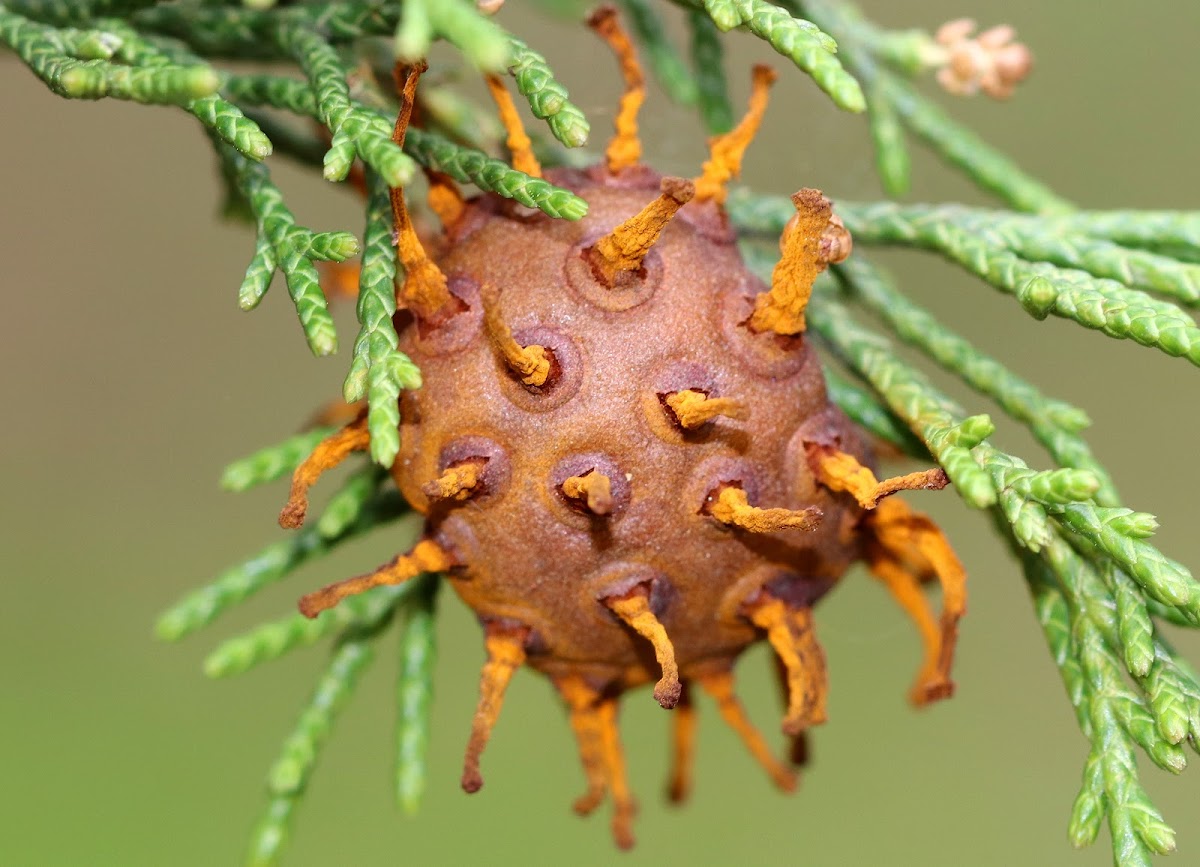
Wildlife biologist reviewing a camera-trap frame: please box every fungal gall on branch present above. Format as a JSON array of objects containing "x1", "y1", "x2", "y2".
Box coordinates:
[{"x1": 282, "y1": 7, "x2": 967, "y2": 850}]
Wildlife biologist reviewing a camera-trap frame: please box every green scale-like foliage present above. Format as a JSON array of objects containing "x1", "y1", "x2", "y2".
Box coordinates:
[
  {"x1": 345, "y1": 174, "x2": 421, "y2": 466},
  {"x1": 5, "y1": 1, "x2": 1199, "y2": 865}
]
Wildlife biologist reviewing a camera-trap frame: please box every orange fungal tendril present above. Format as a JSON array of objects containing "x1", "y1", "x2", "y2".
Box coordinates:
[
  {"x1": 809, "y1": 444, "x2": 949, "y2": 509},
  {"x1": 297, "y1": 538, "x2": 453, "y2": 619},
  {"x1": 706, "y1": 484, "x2": 822, "y2": 533},
  {"x1": 557, "y1": 675, "x2": 610, "y2": 817},
  {"x1": 603, "y1": 585, "x2": 682, "y2": 709},
  {"x1": 279, "y1": 413, "x2": 370, "y2": 529},
  {"x1": 424, "y1": 168, "x2": 467, "y2": 228},
  {"x1": 596, "y1": 695, "x2": 636, "y2": 849},
  {"x1": 391, "y1": 63, "x2": 454, "y2": 323},
  {"x1": 484, "y1": 73, "x2": 542, "y2": 178},
  {"x1": 866, "y1": 497, "x2": 967, "y2": 704},
  {"x1": 316, "y1": 261, "x2": 361, "y2": 301},
  {"x1": 481, "y1": 287, "x2": 553, "y2": 387},
  {"x1": 588, "y1": 4, "x2": 645, "y2": 173},
  {"x1": 748, "y1": 188, "x2": 834, "y2": 335},
  {"x1": 697, "y1": 670, "x2": 797, "y2": 792},
  {"x1": 664, "y1": 389, "x2": 746, "y2": 429},
  {"x1": 461, "y1": 622, "x2": 529, "y2": 794},
  {"x1": 586, "y1": 177, "x2": 695, "y2": 286},
  {"x1": 562, "y1": 470, "x2": 615, "y2": 515},
  {"x1": 694, "y1": 65, "x2": 778, "y2": 204},
  {"x1": 867, "y1": 554, "x2": 950, "y2": 703},
  {"x1": 746, "y1": 595, "x2": 829, "y2": 734},
  {"x1": 422, "y1": 459, "x2": 486, "y2": 502}
]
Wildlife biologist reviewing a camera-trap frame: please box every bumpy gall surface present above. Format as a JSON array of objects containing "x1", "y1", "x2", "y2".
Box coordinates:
[{"x1": 391, "y1": 164, "x2": 872, "y2": 691}]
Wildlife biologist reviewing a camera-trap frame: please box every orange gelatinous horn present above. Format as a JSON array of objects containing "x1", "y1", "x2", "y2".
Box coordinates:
[
  {"x1": 603, "y1": 585, "x2": 682, "y2": 708},
  {"x1": 588, "y1": 4, "x2": 646, "y2": 173},
  {"x1": 745, "y1": 594, "x2": 829, "y2": 734},
  {"x1": 696, "y1": 669, "x2": 797, "y2": 792},
  {"x1": 556, "y1": 675, "x2": 609, "y2": 816},
  {"x1": 596, "y1": 695, "x2": 636, "y2": 849},
  {"x1": 391, "y1": 63, "x2": 454, "y2": 323},
  {"x1": 705, "y1": 483, "x2": 822, "y2": 533},
  {"x1": 664, "y1": 388, "x2": 746, "y2": 429},
  {"x1": 808, "y1": 443, "x2": 948, "y2": 509},
  {"x1": 423, "y1": 168, "x2": 466, "y2": 229},
  {"x1": 461, "y1": 621, "x2": 529, "y2": 793},
  {"x1": 484, "y1": 73, "x2": 542, "y2": 178},
  {"x1": 297, "y1": 538, "x2": 452, "y2": 618},
  {"x1": 746, "y1": 188, "x2": 835, "y2": 336},
  {"x1": 585, "y1": 177, "x2": 695, "y2": 286},
  {"x1": 279, "y1": 413, "x2": 370, "y2": 529},
  {"x1": 422, "y1": 459, "x2": 487, "y2": 502},
  {"x1": 866, "y1": 497, "x2": 967, "y2": 704},
  {"x1": 694, "y1": 64, "x2": 778, "y2": 204},
  {"x1": 481, "y1": 286, "x2": 553, "y2": 387}
]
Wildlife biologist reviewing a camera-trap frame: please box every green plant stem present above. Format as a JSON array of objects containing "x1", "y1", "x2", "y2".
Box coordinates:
[
  {"x1": 156, "y1": 490, "x2": 408, "y2": 642},
  {"x1": 343, "y1": 172, "x2": 421, "y2": 467},
  {"x1": 395, "y1": 574, "x2": 440, "y2": 814}
]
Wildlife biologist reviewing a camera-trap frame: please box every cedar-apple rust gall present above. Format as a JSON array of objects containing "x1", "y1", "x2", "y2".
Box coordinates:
[{"x1": 280, "y1": 6, "x2": 965, "y2": 850}]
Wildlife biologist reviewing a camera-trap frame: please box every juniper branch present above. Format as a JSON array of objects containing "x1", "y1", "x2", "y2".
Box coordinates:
[
  {"x1": 155, "y1": 489, "x2": 407, "y2": 643},
  {"x1": 1051, "y1": 211, "x2": 1200, "y2": 256},
  {"x1": 273, "y1": 18, "x2": 415, "y2": 187},
  {"x1": 405, "y1": 127, "x2": 589, "y2": 219},
  {"x1": 998, "y1": 491, "x2": 1184, "y2": 860},
  {"x1": 217, "y1": 140, "x2": 353, "y2": 355},
  {"x1": 267, "y1": 636, "x2": 380, "y2": 797},
  {"x1": 0, "y1": 5, "x2": 220, "y2": 104},
  {"x1": 674, "y1": 0, "x2": 865, "y2": 112},
  {"x1": 249, "y1": 630, "x2": 382, "y2": 867},
  {"x1": 395, "y1": 574, "x2": 440, "y2": 814},
  {"x1": 958, "y1": 212, "x2": 1200, "y2": 307},
  {"x1": 865, "y1": 77, "x2": 909, "y2": 197},
  {"x1": 222, "y1": 73, "x2": 317, "y2": 116},
  {"x1": 687, "y1": 6, "x2": 733, "y2": 134},
  {"x1": 821, "y1": 368, "x2": 929, "y2": 460},
  {"x1": 220, "y1": 427, "x2": 338, "y2": 494},
  {"x1": 8, "y1": 0, "x2": 162, "y2": 25},
  {"x1": 131, "y1": 2, "x2": 396, "y2": 59},
  {"x1": 620, "y1": 0, "x2": 697, "y2": 105},
  {"x1": 344, "y1": 173, "x2": 421, "y2": 467},
  {"x1": 505, "y1": 32, "x2": 590, "y2": 148}
]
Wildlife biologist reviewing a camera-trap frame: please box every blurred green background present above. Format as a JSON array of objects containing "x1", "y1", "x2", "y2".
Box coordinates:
[{"x1": 3, "y1": 2, "x2": 1199, "y2": 865}]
